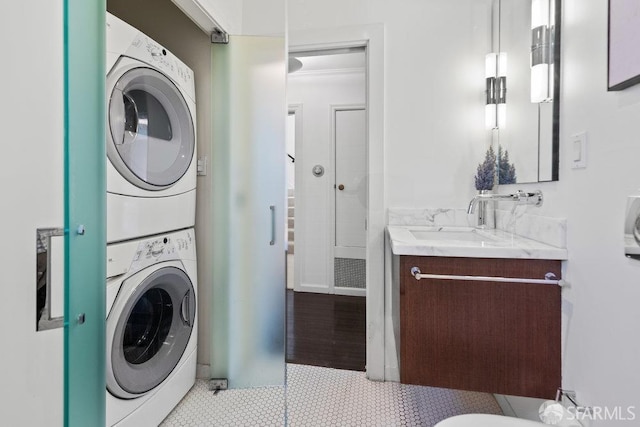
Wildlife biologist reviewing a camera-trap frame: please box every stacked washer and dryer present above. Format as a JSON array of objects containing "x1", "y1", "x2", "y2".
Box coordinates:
[{"x1": 105, "y1": 13, "x2": 198, "y2": 426}]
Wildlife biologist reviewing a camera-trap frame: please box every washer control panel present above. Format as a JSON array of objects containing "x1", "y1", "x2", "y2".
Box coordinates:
[
  {"x1": 130, "y1": 235, "x2": 178, "y2": 273},
  {"x1": 106, "y1": 229, "x2": 195, "y2": 279}
]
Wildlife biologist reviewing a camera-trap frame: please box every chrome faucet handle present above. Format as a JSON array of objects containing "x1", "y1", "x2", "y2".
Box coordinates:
[{"x1": 515, "y1": 189, "x2": 543, "y2": 207}]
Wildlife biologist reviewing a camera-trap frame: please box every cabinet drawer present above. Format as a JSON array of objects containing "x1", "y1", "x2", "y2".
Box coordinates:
[{"x1": 400, "y1": 256, "x2": 561, "y2": 399}]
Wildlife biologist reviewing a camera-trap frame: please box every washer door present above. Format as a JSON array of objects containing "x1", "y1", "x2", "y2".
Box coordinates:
[
  {"x1": 107, "y1": 65, "x2": 194, "y2": 190},
  {"x1": 108, "y1": 266, "x2": 196, "y2": 398}
]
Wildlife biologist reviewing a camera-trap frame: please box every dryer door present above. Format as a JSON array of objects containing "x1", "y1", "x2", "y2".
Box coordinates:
[
  {"x1": 107, "y1": 65, "x2": 194, "y2": 190},
  {"x1": 107, "y1": 265, "x2": 195, "y2": 398}
]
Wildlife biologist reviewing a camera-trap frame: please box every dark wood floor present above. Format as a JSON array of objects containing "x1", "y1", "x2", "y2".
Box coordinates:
[{"x1": 286, "y1": 290, "x2": 366, "y2": 371}]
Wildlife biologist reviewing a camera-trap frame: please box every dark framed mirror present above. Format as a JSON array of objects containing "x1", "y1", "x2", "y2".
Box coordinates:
[{"x1": 492, "y1": 0, "x2": 561, "y2": 184}]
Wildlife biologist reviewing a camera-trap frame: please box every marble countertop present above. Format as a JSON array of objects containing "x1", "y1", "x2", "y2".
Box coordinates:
[{"x1": 387, "y1": 225, "x2": 568, "y2": 260}]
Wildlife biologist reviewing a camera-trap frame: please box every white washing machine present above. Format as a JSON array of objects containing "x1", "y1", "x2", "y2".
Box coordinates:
[
  {"x1": 106, "y1": 228, "x2": 197, "y2": 427},
  {"x1": 106, "y1": 13, "x2": 197, "y2": 243}
]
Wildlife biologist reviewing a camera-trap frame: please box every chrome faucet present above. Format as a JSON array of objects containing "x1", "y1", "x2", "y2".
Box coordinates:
[{"x1": 467, "y1": 190, "x2": 543, "y2": 227}]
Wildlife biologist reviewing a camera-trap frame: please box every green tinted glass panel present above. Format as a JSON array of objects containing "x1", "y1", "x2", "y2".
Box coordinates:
[{"x1": 64, "y1": 1, "x2": 106, "y2": 426}]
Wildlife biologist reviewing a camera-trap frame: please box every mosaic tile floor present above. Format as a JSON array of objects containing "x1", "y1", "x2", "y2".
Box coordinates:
[{"x1": 161, "y1": 364, "x2": 502, "y2": 426}]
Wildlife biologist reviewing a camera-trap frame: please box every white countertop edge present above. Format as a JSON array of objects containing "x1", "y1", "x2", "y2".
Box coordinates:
[{"x1": 387, "y1": 226, "x2": 568, "y2": 260}]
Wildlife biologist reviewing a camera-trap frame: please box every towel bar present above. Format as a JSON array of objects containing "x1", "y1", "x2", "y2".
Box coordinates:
[{"x1": 410, "y1": 266, "x2": 565, "y2": 286}]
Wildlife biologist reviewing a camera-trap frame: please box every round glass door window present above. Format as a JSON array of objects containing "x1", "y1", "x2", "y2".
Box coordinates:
[
  {"x1": 108, "y1": 67, "x2": 194, "y2": 190},
  {"x1": 109, "y1": 266, "x2": 195, "y2": 397}
]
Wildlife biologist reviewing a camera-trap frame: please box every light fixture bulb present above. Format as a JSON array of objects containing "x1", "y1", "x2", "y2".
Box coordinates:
[
  {"x1": 531, "y1": 0, "x2": 549, "y2": 29},
  {"x1": 486, "y1": 104, "x2": 497, "y2": 130},
  {"x1": 530, "y1": 0, "x2": 551, "y2": 103},
  {"x1": 485, "y1": 53, "x2": 498, "y2": 129},
  {"x1": 531, "y1": 64, "x2": 549, "y2": 103},
  {"x1": 485, "y1": 53, "x2": 497, "y2": 78},
  {"x1": 497, "y1": 103, "x2": 506, "y2": 129},
  {"x1": 498, "y1": 52, "x2": 507, "y2": 77}
]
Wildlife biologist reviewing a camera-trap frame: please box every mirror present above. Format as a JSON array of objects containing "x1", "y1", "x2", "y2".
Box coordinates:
[{"x1": 492, "y1": 0, "x2": 560, "y2": 183}]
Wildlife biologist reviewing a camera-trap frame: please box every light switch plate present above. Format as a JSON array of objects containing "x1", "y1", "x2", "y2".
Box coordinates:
[{"x1": 571, "y1": 132, "x2": 587, "y2": 169}]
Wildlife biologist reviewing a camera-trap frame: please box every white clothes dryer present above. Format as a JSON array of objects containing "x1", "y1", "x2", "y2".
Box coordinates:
[
  {"x1": 106, "y1": 228, "x2": 197, "y2": 427},
  {"x1": 106, "y1": 13, "x2": 197, "y2": 243}
]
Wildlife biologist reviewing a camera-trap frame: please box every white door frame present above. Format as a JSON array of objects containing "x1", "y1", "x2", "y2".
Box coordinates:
[
  {"x1": 328, "y1": 105, "x2": 366, "y2": 297},
  {"x1": 290, "y1": 24, "x2": 385, "y2": 381},
  {"x1": 288, "y1": 104, "x2": 304, "y2": 293}
]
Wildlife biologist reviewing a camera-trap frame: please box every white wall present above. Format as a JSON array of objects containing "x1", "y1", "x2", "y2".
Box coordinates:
[
  {"x1": 169, "y1": 0, "x2": 286, "y2": 37},
  {"x1": 288, "y1": 0, "x2": 494, "y2": 209},
  {"x1": 287, "y1": 71, "x2": 365, "y2": 290},
  {"x1": 502, "y1": 0, "x2": 640, "y2": 420},
  {"x1": 243, "y1": 0, "x2": 286, "y2": 36},
  {"x1": 290, "y1": 0, "x2": 640, "y2": 418},
  {"x1": 1, "y1": 1, "x2": 64, "y2": 423},
  {"x1": 288, "y1": 0, "x2": 492, "y2": 380}
]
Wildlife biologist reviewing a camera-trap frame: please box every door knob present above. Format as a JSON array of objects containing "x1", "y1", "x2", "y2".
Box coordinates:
[{"x1": 338, "y1": 184, "x2": 345, "y2": 191}]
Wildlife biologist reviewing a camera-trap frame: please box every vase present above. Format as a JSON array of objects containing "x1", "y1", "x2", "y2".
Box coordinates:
[{"x1": 476, "y1": 189, "x2": 495, "y2": 229}]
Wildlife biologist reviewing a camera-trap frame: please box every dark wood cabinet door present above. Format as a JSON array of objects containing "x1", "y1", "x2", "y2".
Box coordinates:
[{"x1": 400, "y1": 256, "x2": 561, "y2": 399}]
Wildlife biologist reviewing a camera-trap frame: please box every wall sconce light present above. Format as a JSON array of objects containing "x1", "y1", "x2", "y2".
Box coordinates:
[
  {"x1": 485, "y1": 52, "x2": 507, "y2": 129},
  {"x1": 531, "y1": 0, "x2": 554, "y2": 103}
]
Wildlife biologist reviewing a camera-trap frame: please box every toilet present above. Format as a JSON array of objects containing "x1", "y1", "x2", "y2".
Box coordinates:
[
  {"x1": 436, "y1": 413, "x2": 583, "y2": 427},
  {"x1": 435, "y1": 414, "x2": 545, "y2": 426}
]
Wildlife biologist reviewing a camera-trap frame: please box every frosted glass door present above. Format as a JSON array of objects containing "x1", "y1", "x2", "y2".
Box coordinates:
[
  {"x1": 1, "y1": 1, "x2": 105, "y2": 426},
  {"x1": 64, "y1": 1, "x2": 106, "y2": 425},
  {"x1": 211, "y1": 36, "x2": 286, "y2": 389}
]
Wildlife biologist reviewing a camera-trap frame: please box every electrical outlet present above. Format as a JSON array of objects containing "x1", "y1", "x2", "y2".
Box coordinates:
[
  {"x1": 197, "y1": 156, "x2": 208, "y2": 176},
  {"x1": 209, "y1": 378, "x2": 228, "y2": 391}
]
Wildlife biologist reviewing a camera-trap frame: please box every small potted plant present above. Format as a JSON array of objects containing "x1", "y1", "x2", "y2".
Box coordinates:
[
  {"x1": 474, "y1": 146, "x2": 496, "y2": 192},
  {"x1": 498, "y1": 145, "x2": 517, "y2": 185},
  {"x1": 472, "y1": 146, "x2": 496, "y2": 228}
]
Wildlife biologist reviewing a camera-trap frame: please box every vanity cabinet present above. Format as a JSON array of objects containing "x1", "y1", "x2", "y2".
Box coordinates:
[{"x1": 399, "y1": 255, "x2": 561, "y2": 399}]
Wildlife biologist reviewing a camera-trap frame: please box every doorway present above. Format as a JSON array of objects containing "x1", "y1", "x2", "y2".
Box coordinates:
[
  {"x1": 285, "y1": 47, "x2": 367, "y2": 371},
  {"x1": 286, "y1": 106, "x2": 301, "y2": 291},
  {"x1": 289, "y1": 24, "x2": 385, "y2": 380},
  {"x1": 287, "y1": 48, "x2": 367, "y2": 297}
]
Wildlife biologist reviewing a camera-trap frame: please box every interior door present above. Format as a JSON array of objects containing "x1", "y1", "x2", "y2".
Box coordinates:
[
  {"x1": 333, "y1": 107, "x2": 367, "y2": 294},
  {"x1": 0, "y1": 1, "x2": 106, "y2": 425},
  {"x1": 211, "y1": 36, "x2": 286, "y2": 389}
]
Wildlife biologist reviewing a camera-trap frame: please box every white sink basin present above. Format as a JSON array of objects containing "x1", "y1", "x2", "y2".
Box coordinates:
[
  {"x1": 409, "y1": 228, "x2": 496, "y2": 243},
  {"x1": 387, "y1": 225, "x2": 568, "y2": 260}
]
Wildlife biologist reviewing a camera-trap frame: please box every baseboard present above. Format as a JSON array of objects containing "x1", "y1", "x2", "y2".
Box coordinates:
[
  {"x1": 295, "y1": 283, "x2": 330, "y2": 294},
  {"x1": 384, "y1": 366, "x2": 399, "y2": 382},
  {"x1": 334, "y1": 287, "x2": 366, "y2": 297},
  {"x1": 494, "y1": 394, "x2": 516, "y2": 417}
]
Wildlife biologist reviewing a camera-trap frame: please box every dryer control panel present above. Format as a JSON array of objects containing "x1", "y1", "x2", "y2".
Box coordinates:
[{"x1": 124, "y1": 34, "x2": 195, "y2": 100}]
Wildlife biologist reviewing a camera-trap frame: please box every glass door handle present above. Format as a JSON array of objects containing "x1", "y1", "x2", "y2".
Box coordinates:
[
  {"x1": 36, "y1": 227, "x2": 65, "y2": 331},
  {"x1": 270, "y1": 205, "x2": 276, "y2": 246}
]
